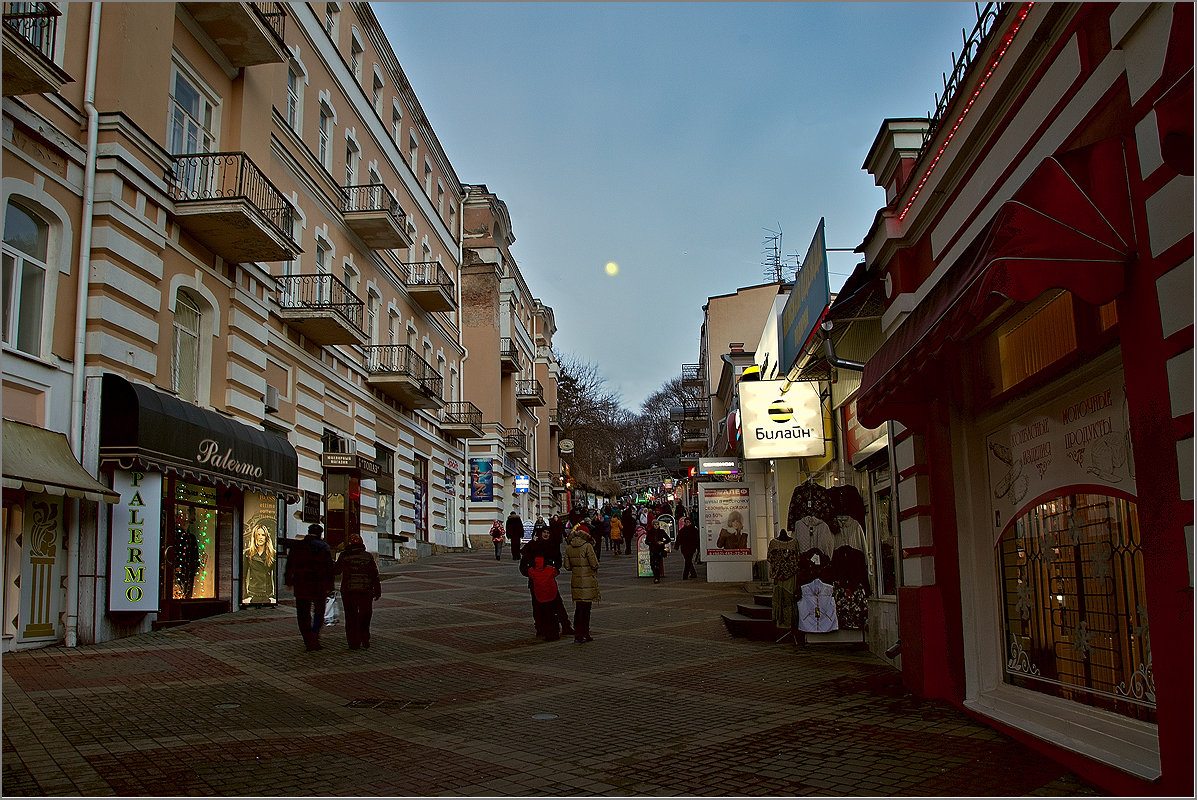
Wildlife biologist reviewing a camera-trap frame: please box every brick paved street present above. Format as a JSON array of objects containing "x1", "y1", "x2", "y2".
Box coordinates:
[{"x1": 2, "y1": 549, "x2": 1104, "y2": 797}]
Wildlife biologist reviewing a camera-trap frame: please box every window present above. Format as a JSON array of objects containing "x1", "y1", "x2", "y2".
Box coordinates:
[
  {"x1": 2, "y1": 201, "x2": 48, "y2": 356},
  {"x1": 342, "y1": 260, "x2": 358, "y2": 295},
  {"x1": 387, "y1": 310, "x2": 399, "y2": 345},
  {"x1": 345, "y1": 140, "x2": 358, "y2": 187},
  {"x1": 448, "y1": 200, "x2": 457, "y2": 236},
  {"x1": 172, "y1": 291, "x2": 202, "y2": 402},
  {"x1": 169, "y1": 66, "x2": 216, "y2": 156},
  {"x1": 437, "y1": 182, "x2": 444, "y2": 217},
  {"x1": 413, "y1": 455, "x2": 429, "y2": 541},
  {"x1": 999, "y1": 493, "x2": 1153, "y2": 723},
  {"x1": 372, "y1": 72, "x2": 384, "y2": 116},
  {"x1": 324, "y1": 3, "x2": 339, "y2": 38},
  {"x1": 314, "y1": 239, "x2": 330, "y2": 303},
  {"x1": 350, "y1": 33, "x2": 363, "y2": 83},
  {"x1": 285, "y1": 65, "x2": 302, "y2": 132},
  {"x1": 318, "y1": 107, "x2": 332, "y2": 169},
  {"x1": 367, "y1": 290, "x2": 380, "y2": 344},
  {"x1": 408, "y1": 130, "x2": 417, "y2": 171},
  {"x1": 391, "y1": 102, "x2": 403, "y2": 144},
  {"x1": 423, "y1": 160, "x2": 432, "y2": 196}
]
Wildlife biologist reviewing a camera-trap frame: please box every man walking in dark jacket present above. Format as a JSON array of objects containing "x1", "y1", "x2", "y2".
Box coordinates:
[
  {"x1": 284, "y1": 523, "x2": 335, "y2": 651},
  {"x1": 676, "y1": 516, "x2": 700, "y2": 580},
  {"x1": 333, "y1": 533, "x2": 382, "y2": 649},
  {"x1": 506, "y1": 509, "x2": 524, "y2": 560}
]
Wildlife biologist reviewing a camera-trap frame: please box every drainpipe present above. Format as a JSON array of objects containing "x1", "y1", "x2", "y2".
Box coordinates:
[
  {"x1": 66, "y1": 2, "x2": 103, "y2": 649},
  {"x1": 820, "y1": 321, "x2": 866, "y2": 372},
  {"x1": 457, "y1": 185, "x2": 470, "y2": 547}
]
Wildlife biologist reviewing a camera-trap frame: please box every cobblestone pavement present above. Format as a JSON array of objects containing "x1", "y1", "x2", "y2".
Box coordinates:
[{"x1": 2, "y1": 549, "x2": 1104, "y2": 797}]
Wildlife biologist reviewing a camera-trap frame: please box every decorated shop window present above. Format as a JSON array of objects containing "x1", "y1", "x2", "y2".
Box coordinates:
[
  {"x1": 171, "y1": 481, "x2": 217, "y2": 601},
  {"x1": 998, "y1": 493, "x2": 1153, "y2": 723}
]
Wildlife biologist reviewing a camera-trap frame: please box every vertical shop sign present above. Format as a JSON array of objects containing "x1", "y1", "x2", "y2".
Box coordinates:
[
  {"x1": 109, "y1": 470, "x2": 163, "y2": 612},
  {"x1": 241, "y1": 491, "x2": 278, "y2": 605},
  {"x1": 469, "y1": 458, "x2": 493, "y2": 501},
  {"x1": 698, "y1": 483, "x2": 754, "y2": 560}
]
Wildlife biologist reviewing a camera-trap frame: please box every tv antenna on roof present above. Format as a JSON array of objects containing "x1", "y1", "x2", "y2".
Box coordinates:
[{"x1": 762, "y1": 225, "x2": 798, "y2": 283}]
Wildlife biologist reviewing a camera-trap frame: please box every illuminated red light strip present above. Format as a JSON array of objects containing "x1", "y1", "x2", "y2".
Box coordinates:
[{"x1": 898, "y1": 2, "x2": 1034, "y2": 222}]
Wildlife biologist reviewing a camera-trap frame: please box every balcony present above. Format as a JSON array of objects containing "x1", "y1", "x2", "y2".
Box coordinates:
[
  {"x1": 516, "y1": 379, "x2": 545, "y2": 407},
  {"x1": 681, "y1": 428, "x2": 708, "y2": 453},
  {"x1": 168, "y1": 152, "x2": 299, "y2": 263},
  {"x1": 679, "y1": 401, "x2": 710, "y2": 429},
  {"x1": 402, "y1": 261, "x2": 456, "y2": 313},
  {"x1": 2, "y1": 3, "x2": 71, "y2": 96},
  {"x1": 342, "y1": 184, "x2": 410, "y2": 250},
  {"x1": 180, "y1": 2, "x2": 288, "y2": 67},
  {"x1": 681, "y1": 363, "x2": 704, "y2": 386},
  {"x1": 363, "y1": 344, "x2": 444, "y2": 411},
  {"x1": 548, "y1": 408, "x2": 559, "y2": 430},
  {"x1": 504, "y1": 429, "x2": 528, "y2": 457},
  {"x1": 439, "y1": 401, "x2": 483, "y2": 439},
  {"x1": 500, "y1": 338, "x2": 521, "y2": 373},
  {"x1": 275, "y1": 274, "x2": 367, "y2": 346}
]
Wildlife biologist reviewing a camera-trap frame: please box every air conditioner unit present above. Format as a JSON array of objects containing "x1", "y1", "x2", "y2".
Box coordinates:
[{"x1": 264, "y1": 384, "x2": 280, "y2": 413}]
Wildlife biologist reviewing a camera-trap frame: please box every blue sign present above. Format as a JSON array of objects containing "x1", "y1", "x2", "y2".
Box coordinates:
[
  {"x1": 779, "y1": 218, "x2": 830, "y2": 373},
  {"x1": 514, "y1": 475, "x2": 530, "y2": 493}
]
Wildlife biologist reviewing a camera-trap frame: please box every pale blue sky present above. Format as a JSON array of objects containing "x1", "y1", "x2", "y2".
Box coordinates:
[{"x1": 374, "y1": 2, "x2": 983, "y2": 408}]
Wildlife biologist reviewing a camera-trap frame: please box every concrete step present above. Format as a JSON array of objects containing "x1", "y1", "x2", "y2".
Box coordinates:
[
  {"x1": 753, "y1": 593, "x2": 773, "y2": 607},
  {"x1": 737, "y1": 603, "x2": 773, "y2": 620},
  {"x1": 720, "y1": 612, "x2": 780, "y2": 641}
]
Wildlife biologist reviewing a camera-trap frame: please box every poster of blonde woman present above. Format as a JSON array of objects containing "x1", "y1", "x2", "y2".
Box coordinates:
[{"x1": 242, "y1": 492, "x2": 279, "y2": 605}]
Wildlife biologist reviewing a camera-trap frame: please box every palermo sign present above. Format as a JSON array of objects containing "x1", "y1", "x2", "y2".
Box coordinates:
[{"x1": 738, "y1": 380, "x2": 824, "y2": 459}]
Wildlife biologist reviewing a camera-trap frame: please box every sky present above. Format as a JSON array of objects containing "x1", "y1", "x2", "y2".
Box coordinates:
[{"x1": 373, "y1": 2, "x2": 985, "y2": 409}]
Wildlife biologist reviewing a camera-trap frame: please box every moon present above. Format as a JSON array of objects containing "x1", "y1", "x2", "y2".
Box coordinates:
[{"x1": 605, "y1": 262, "x2": 619, "y2": 276}]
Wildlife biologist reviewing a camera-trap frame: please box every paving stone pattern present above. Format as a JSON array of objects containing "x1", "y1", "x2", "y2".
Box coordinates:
[{"x1": 2, "y1": 550, "x2": 1105, "y2": 797}]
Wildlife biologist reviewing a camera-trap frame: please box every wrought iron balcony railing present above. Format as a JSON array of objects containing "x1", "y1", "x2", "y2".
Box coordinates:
[
  {"x1": 403, "y1": 260, "x2": 454, "y2": 292},
  {"x1": 504, "y1": 430, "x2": 528, "y2": 453},
  {"x1": 249, "y1": 1, "x2": 286, "y2": 47},
  {"x1": 276, "y1": 273, "x2": 364, "y2": 330},
  {"x1": 342, "y1": 183, "x2": 404, "y2": 225},
  {"x1": 441, "y1": 401, "x2": 483, "y2": 427},
  {"x1": 362, "y1": 344, "x2": 443, "y2": 397},
  {"x1": 167, "y1": 151, "x2": 295, "y2": 243},
  {"x1": 516, "y1": 378, "x2": 544, "y2": 405},
  {"x1": 499, "y1": 337, "x2": 521, "y2": 371},
  {"x1": 3, "y1": 2, "x2": 57, "y2": 60},
  {"x1": 681, "y1": 363, "x2": 703, "y2": 383}
]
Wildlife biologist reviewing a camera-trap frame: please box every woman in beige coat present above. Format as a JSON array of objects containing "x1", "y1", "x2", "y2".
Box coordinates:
[{"x1": 562, "y1": 523, "x2": 600, "y2": 643}]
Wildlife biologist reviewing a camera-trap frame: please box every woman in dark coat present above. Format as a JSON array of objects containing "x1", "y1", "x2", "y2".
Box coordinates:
[
  {"x1": 562, "y1": 524, "x2": 600, "y2": 642},
  {"x1": 646, "y1": 520, "x2": 671, "y2": 584},
  {"x1": 676, "y1": 516, "x2": 700, "y2": 580},
  {"x1": 333, "y1": 533, "x2": 382, "y2": 650}
]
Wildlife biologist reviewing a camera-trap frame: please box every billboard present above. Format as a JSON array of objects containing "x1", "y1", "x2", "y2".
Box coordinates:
[
  {"x1": 469, "y1": 458, "x2": 493, "y2": 501},
  {"x1": 779, "y1": 218, "x2": 831, "y2": 373},
  {"x1": 241, "y1": 491, "x2": 278, "y2": 605},
  {"x1": 698, "y1": 483, "x2": 754, "y2": 560},
  {"x1": 739, "y1": 380, "x2": 824, "y2": 459}
]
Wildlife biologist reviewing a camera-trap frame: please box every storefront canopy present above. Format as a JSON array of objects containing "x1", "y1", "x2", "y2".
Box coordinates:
[
  {"x1": 857, "y1": 136, "x2": 1134, "y2": 429},
  {"x1": 2, "y1": 419, "x2": 120, "y2": 503},
  {"x1": 98, "y1": 374, "x2": 299, "y2": 502}
]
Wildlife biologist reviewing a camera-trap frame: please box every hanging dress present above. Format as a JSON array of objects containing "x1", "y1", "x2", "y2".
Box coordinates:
[{"x1": 766, "y1": 536, "x2": 800, "y2": 629}]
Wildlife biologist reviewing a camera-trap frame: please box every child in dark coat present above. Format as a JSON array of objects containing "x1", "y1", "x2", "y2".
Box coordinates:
[{"x1": 527, "y1": 556, "x2": 562, "y2": 641}]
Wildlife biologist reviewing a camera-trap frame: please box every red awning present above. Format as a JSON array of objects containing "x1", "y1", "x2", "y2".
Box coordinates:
[{"x1": 857, "y1": 136, "x2": 1134, "y2": 429}]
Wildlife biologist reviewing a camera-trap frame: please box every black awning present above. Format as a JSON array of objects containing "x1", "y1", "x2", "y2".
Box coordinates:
[{"x1": 98, "y1": 374, "x2": 299, "y2": 502}]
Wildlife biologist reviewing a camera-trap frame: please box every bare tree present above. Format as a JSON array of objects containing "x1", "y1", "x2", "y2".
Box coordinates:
[{"x1": 555, "y1": 353, "x2": 625, "y2": 485}]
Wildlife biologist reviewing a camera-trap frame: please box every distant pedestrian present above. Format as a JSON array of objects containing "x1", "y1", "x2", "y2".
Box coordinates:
[
  {"x1": 621, "y1": 505, "x2": 635, "y2": 553},
  {"x1": 506, "y1": 509, "x2": 524, "y2": 560},
  {"x1": 608, "y1": 514, "x2": 624, "y2": 554},
  {"x1": 333, "y1": 532, "x2": 382, "y2": 650},
  {"x1": 563, "y1": 523, "x2": 600, "y2": 643},
  {"x1": 490, "y1": 519, "x2": 506, "y2": 560},
  {"x1": 646, "y1": 520, "x2": 671, "y2": 584},
  {"x1": 677, "y1": 515, "x2": 700, "y2": 580},
  {"x1": 283, "y1": 523, "x2": 335, "y2": 651}
]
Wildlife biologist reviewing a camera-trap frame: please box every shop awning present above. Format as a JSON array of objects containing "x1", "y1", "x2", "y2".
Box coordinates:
[
  {"x1": 2, "y1": 419, "x2": 120, "y2": 503},
  {"x1": 857, "y1": 136, "x2": 1134, "y2": 429},
  {"x1": 98, "y1": 374, "x2": 299, "y2": 502}
]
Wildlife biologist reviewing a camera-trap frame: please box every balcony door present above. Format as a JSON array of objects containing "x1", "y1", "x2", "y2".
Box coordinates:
[{"x1": 168, "y1": 62, "x2": 218, "y2": 196}]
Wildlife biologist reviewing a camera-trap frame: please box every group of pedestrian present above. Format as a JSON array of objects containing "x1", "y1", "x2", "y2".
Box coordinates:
[
  {"x1": 518, "y1": 512, "x2": 600, "y2": 643},
  {"x1": 283, "y1": 523, "x2": 381, "y2": 652}
]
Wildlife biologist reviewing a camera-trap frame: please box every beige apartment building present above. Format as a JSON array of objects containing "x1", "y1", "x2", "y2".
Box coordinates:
[
  {"x1": 460, "y1": 184, "x2": 561, "y2": 540},
  {"x1": 2, "y1": 2, "x2": 555, "y2": 650}
]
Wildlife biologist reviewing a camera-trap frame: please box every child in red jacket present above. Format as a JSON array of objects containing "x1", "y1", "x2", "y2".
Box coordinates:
[{"x1": 528, "y1": 556, "x2": 561, "y2": 641}]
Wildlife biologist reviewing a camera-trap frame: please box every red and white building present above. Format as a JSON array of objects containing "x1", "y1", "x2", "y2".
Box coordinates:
[{"x1": 857, "y1": 3, "x2": 1192, "y2": 794}]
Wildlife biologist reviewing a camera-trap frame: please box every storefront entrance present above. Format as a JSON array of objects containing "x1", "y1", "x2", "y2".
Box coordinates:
[{"x1": 159, "y1": 478, "x2": 234, "y2": 622}]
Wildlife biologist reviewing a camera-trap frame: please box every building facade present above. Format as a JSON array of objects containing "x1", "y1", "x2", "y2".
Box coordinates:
[
  {"x1": 856, "y1": 3, "x2": 1192, "y2": 793},
  {"x1": 2, "y1": 2, "x2": 557, "y2": 649}
]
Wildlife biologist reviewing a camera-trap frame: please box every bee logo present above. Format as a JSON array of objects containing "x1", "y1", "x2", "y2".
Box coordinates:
[{"x1": 768, "y1": 399, "x2": 793, "y2": 423}]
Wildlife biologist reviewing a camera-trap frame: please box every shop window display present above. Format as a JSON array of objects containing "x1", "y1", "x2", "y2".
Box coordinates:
[
  {"x1": 171, "y1": 481, "x2": 217, "y2": 600},
  {"x1": 998, "y1": 493, "x2": 1153, "y2": 723}
]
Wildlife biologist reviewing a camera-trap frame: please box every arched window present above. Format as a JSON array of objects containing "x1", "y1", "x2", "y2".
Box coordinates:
[
  {"x1": 999, "y1": 492, "x2": 1153, "y2": 722},
  {"x1": 172, "y1": 291, "x2": 202, "y2": 402},
  {"x1": 2, "y1": 201, "x2": 49, "y2": 356}
]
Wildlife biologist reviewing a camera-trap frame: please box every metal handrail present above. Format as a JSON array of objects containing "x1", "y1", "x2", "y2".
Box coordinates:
[
  {"x1": 402, "y1": 260, "x2": 454, "y2": 292},
  {"x1": 499, "y1": 337, "x2": 521, "y2": 366},
  {"x1": 249, "y1": 1, "x2": 286, "y2": 48},
  {"x1": 362, "y1": 344, "x2": 443, "y2": 398},
  {"x1": 275, "y1": 273, "x2": 364, "y2": 330},
  {"x1": 342, "y1": 183, "x2": 405, "y2": 227},
  {"x1": 681, "y1": 363, "x2": 703, "y2": 382},
  {"x1": 516, "y1": 379, "x2": 543, "y2": 402},
  {"x1": 442, "y1": 401, "x2": 483, "y2": 427},
  {"x1": 2, "y1": 2, "x2": 58, "y2": 60},
  {"x1": 920, "y1": 2, "x2": 1003, "y2": 156},
  {"x1": 504, "y1": 430, "x2": 528, "y2": 452},
  {"x1": 168, "y1": 152, "x2": 296, "y2": 246}
]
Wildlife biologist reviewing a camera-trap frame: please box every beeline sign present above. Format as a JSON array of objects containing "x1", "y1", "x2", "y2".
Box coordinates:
[{"x1": 738, "y1": 380, "x2": 824, "y2": 459}]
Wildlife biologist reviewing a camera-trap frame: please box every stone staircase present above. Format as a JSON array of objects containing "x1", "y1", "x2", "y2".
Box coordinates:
[{"x1": 720, "y1": 587, "x2": 781, "y2": 641}]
